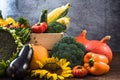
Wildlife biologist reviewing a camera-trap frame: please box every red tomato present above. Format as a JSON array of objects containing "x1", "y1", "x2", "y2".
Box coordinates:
[{"x1": 72, "y1": 65, "x2": 88, "y2": 77}]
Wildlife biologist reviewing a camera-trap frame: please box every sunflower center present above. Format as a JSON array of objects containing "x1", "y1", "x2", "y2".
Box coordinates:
[
  {"x1": 0, "y1": 30, "x2": 17, "y2": 61},
  {"x1": 43, "y1": 62, "x2": 63, "y2": 75}
]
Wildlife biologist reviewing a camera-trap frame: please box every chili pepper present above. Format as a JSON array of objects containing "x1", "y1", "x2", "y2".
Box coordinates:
[{"x1": 84, "y1": 52, "x2": 110, "y2": 75}]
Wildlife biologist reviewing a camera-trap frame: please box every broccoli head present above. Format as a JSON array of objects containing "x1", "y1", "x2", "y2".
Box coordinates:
[
  {"x1": 50, "y1": 36, "x2": 86, "y2": 67},
  {"x1": 45, "y1": 22, "x2": 66, "y2": 33}
]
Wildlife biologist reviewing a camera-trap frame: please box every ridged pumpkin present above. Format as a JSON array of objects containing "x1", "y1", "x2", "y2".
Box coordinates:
[{"x1": 30, "y1": 44, "x2": 49, "y2": 69}]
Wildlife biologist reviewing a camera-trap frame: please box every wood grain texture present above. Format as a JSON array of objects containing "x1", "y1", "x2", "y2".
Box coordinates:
[{"x1": 30, "y1": 33, "x2": 63, "y2": 50}]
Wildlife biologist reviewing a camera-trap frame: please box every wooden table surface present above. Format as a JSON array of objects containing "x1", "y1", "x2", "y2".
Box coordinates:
[{"x1": 0, "y1": 52, "x2": 120, "y2": 80}]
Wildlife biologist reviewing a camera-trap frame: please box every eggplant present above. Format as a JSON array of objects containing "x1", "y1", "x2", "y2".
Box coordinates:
[{"x1": 6, "y1": 44, "x2": 33, "y2": 80}]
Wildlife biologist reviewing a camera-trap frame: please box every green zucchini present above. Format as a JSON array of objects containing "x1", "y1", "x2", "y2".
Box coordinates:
[{"x1": 39, "y1": 9, "x2": 48, "y2": 23}]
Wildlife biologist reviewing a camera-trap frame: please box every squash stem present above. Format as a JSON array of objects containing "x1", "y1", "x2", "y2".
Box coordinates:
[
  {"x1": 81, "y1": 30, "x2": 87, "y2": 38},
  {"x1": 100, "y1": 36, "x2": 111, "y2": 43}
]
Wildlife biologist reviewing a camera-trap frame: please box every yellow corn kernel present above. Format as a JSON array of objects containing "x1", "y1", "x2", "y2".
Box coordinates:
[
  {"x1": 56, "y1": 16, "x2": 70, "y2": 26},
  {"x1": 47, "y1": 3, "x2": 71, "y2": 24}
]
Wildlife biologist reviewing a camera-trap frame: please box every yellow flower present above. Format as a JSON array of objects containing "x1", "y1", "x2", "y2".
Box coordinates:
[
  {"x1": 5, "y1": 17, "x2": 16, "y2": 26},
  {"x1": 31, "y1": 57, "x2": 73, "y2": 80}
]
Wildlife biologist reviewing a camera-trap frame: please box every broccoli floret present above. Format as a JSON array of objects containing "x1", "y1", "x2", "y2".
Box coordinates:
[
  {"x1": 59, "y1": 36, "x2": 76, "y2": 44},
  {"x1": 45, "y1": 22, "x2": 66, "y2": 33},
  {"x1": 50, "y1": 36, "x2": 86, "y2": 67}
]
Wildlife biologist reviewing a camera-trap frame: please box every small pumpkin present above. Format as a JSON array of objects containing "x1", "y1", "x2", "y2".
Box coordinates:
[
  {"x1": 72, "y1": 65, "x2": 88, "y2": 77},
  {"x1": 76, "y1": 30, "x2": 113, "y2": 63},
  {"x1": 30, "y1": 44, "x2": 49, "y2": 69},
  {"x1": 85, "y1": 36, "x2": 112, "y2": 62}
]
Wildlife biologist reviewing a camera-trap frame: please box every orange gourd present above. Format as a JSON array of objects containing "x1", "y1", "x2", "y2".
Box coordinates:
[
  {"x1": 30, "y1": 44, "x2": 49, "y2": 69},
  {"x1": 85, "y1": 36, "x2": 112, "y2": 62},
  {"x1": 76, "y1": 30, "x2": 113, "y2": 63}
]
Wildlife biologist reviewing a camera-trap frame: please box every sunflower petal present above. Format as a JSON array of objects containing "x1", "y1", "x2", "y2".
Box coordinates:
[
  {"x1": 62, "y1": 73, "x2": 73, "y2": 78},
  {"x1": 61, "y1": 69, "x2": 72, "y2": 77},
  {"x1": 62, "y1": 70, "x2": 72, "y2": 74},
  {"x1": 59, "y1": 58, "x2": 67, "y2": 66},
  {"x1": 31, "y1": 70, "x2": 41, "y2": 77},
  {"x1": 46, "y1": 72, "x2": 52, "y2": 79},
  {"x1": 39, "y1": 70, "x2": 48, "y2": 78},
  {"x1": 62, "y1": 67, "x2": 71, "y2": 70},
  {"x1": 36, "y1": 61, "x2": 44, "y2": 68},
  {"x1": 62, "y1": 62, "x2": 70, "y2": 67},
  {"x1": 51, "y1": 73, "x2": 58, "y2": 80},
  {"x1": 58, "y1": 75, "x2": 64, "y2": 80},
  {"x1": 31, "y1": 70, "x2": 48, "y2": 78}
]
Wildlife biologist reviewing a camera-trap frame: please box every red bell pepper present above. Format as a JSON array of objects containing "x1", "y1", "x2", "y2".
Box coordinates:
[{"x1": 32, "y1": 10, "x2": 48, "y2": 33}]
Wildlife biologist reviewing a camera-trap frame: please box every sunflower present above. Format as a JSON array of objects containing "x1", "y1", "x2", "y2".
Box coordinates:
[{"x1": 31, "y1": 57, "x2": 73, "y2": 80}]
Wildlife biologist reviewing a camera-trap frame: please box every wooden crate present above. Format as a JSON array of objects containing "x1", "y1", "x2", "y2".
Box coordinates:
[{"x1": 30, "y1": 33, "x2": 64, "y2": 50}]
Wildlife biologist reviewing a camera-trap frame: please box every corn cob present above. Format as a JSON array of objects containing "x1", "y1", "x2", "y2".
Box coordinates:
[
  {"x1": 47, "y1": 3, "x2": 71, "y2": 24},
  {"x1": 56, "y1": 16, "x2": 70, "y2": 26}
]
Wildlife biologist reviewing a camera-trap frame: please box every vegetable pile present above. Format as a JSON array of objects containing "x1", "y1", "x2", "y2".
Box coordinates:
[
  {"x1": 0, "y1": 3, "x2": 113, "y2": 80},
  {"x1": 31, "y1": 3, "x2": 71, "y2": 33},
  {"x1": 0, "y1": 10, "x2": 31, "y2": 77}
]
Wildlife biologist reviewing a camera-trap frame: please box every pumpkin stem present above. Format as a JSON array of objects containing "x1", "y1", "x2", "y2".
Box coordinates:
[
  {"x1": 81, "y1": 30, "x2": 87, "y2": 38},
  {"x1": 100, "y1": 36, "x2": 111, "y2": 43},
  {"x1": 76, "y1": 29, "x2": 87, "y2": 38}
]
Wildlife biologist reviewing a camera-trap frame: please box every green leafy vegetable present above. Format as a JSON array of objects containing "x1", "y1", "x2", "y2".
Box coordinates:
[
  {"x1": 14, "y1": 28, "x2": 31, "y2": 44},
  {"x1": 17, "y1": 16, "x2": 30, "y2": 28}
]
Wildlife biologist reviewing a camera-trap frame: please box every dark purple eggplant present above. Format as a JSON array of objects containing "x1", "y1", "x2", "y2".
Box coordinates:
[{"x1": 6, "y1": 44, "x2": 33, "y2": 80}]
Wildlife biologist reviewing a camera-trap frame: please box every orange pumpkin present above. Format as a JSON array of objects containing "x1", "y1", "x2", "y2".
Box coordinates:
[{"x1": 30, "y1": 44, "x2": 49, "y2": 69}]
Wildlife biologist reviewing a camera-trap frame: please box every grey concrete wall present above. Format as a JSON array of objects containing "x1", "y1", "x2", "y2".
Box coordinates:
[{"x1": 0, "y1": 0, "x2": 120, "y2": 52}]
